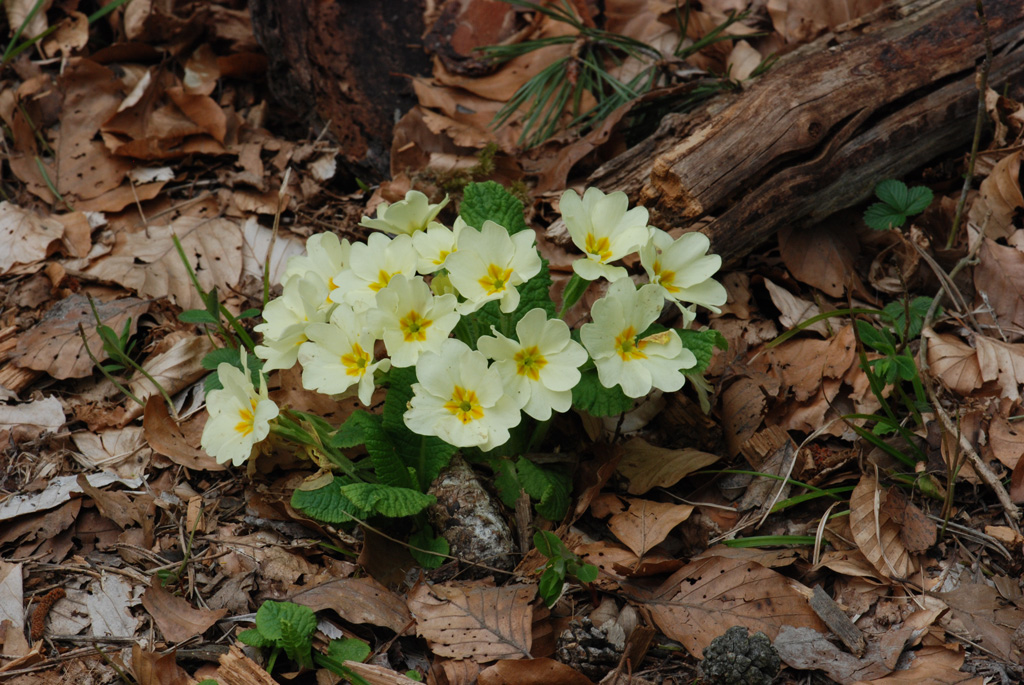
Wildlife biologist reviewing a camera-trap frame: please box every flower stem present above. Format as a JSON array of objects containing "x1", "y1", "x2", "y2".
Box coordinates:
[{"x1": 558, "y1": 273, "x2": 590, "y2": 319}]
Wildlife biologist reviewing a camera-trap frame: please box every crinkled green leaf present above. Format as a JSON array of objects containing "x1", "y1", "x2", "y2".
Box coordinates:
[
  {"x1": 460, "y1": 181, "x2": 528, "y2": 234},
  {"x1": 409, "y1": 525, "x2": 449, "y2": 569},
  {"x1": 383, "y1": 367, "x2": 456, "y2": 490},
  {"x1": 516, "y1": 458, "x2": 570, "y2": 522},
  {"x1": 339, "y1": 482, "x2": 435, "y2": 518},
  {"x1": 677, "y1": 328, "x2": 727, "y2": 374},
  {"x1": 237, "y1": 628, "x2": 273, "y2": 648},
  {"x1": 328, "y1": 410, "x2": 374, "y2": 449},
  {"x1": 875, "y1": 179, "x2": 909, "y2": 210},
  {"x1": 255, "y1": 601, "x2": 317, "y2": 643},
  {"x1": 290, "y1": 475, "x2": 368, "y2": 524},
  {"x1": 280, "y1": 616, "x2": 315, "y2": 668},
  {"x1": 571, "y1": 367, "x2": 634, "y2": 416}
]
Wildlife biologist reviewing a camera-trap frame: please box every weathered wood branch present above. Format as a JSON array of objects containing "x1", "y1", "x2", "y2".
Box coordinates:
[{"x1": 589, "y1": 0, "x2": 1024, "y2": 264}]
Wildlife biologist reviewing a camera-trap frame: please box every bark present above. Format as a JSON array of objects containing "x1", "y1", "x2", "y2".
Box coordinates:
[
  {"x1": 589, "y1": 0, "x2": 1024, "y2": 264},
  {"x1": 247, "y1": 0, "x2": 433, "y2": 180}
]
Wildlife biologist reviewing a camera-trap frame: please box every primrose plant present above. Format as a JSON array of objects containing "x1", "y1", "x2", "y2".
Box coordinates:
[{"x1": 199, "y1": 181, "x2": 727, "y2": 566}]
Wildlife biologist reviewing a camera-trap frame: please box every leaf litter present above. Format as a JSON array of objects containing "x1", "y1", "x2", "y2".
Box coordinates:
[{"x1": 0, "y1": 1, "x2": 1022, "y2": 684}]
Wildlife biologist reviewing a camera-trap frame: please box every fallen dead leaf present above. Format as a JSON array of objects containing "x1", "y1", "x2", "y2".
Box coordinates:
[
  {"x1": 974, "y1": 238, "x2": 1024, "y2": 338},
  {"x1": 0, "y1": 396, "x2": 65, "y2": 442},
  {"x1": 342, "y1": 661, "x2": 422, "y2": 683},
  {"x1": 142, "y1": 580, "x2": 227, "y2": 643},
  {"x1": 616, "y1": 437, "x2": 720, "y2": 495},
  {"x1": 643, "y1": 554, "x2": 825, "y2": 657},
  {"x1": 603, "y1": 496, "x2": 693, "y2": 558},
  {"x1": 774, "y1": 625, "x2": 903, "y2": 685},
  {"x1": 974, "y1": 334, "x2": 1024, "y2": 402},
  {"x1": 142, "y1": 396, "x2": 225, "y2": 472},
  {"x1": 778, "y1": 223, "x2": 864, "y2": 297},
  {"x1": 407, "y1": 582, "x2": 535, "y2": 662},
  {"x1": 0, "y1": 202, "x2": 64, "y2": 275},
  {"x1": 130, "y1": 645, "x2": 196, "y2": 685},
  {"x1": 763, "y1": 278, "x2": 831, "y2": 336},
  {"x1": 924, "y1": 330, "x2": 983, "y2": 395},
  {"x1": 85, "y1": 574, "x2": 138, "y2": 638},
  {"x1": 879, "y1": 486, "x2": 936, "y2": 554},
  {"x1": 849, "y1": 476, "x2": 913, "y2": 580},
  {"x1": 10, "y1": 294, "x2": 150, "y2": 380},
  {"x1": 0, "y1": 562, "x2": 24, "y2": 642},
  {"x1": 71, "y1": 426, "x2": 151, "y2": 479},
  {"x1": 478, "y1": 657, "x2": 594, "y2": 685},
  {"x1": 937, "y1": 583, "x2": 1024, "y2": 662},
  {"x1": 289, "y1": 576, "x2": 413, "y2": 634},
  {"x1": 0, "y1": 473, "x2": 143, "y2": 523}
]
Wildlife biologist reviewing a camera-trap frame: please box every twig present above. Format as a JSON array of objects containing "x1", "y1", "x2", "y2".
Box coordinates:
[{"x1": 946, "y1": 0, "x2": 993, "y2": 249}]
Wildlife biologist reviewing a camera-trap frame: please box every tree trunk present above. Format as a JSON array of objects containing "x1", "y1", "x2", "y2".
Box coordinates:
[
  {"x1": 247, "y1": 0, "x2": 432, "y2": 181},
  {"x1": 589, "y1": 0, "x2": 1024, "y2": 264}
]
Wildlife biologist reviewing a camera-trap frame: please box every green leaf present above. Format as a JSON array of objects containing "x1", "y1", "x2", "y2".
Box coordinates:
[
  {"x1": 339, "y1": 483, "x2": 436, "y2": 518},
  {"x1": 516, "y1": 458, "x2": 570, "y2": 522},
  {"x1": 237, "y1": 628, "x2": 273, "y2": 648},
  {"x1": 202, "y1": 348, "x2": 263, "y2": 392},
  {"x1": 254, "y1": 601, "x2": 317, "y2": 644},
  {"x1": 538, "y1": 566, "x2": 565, "y2": 607},
  {"x1": 903, "y1": 185, "x2": 933, "y2": 215},
  {"x1": 856, "y1": 320, "x2": 895, "y2": 355},
  {"x1": 572, "y1": 562, "x2": 599, "y2": 584},
  {"x1": 178, "y1": 309, "x2": 219, "y2": 325},
  {"x1": 290, "y1": 475, "x2": 368, "y2": 524},
  {"x1": 280, "y1": 617, "x2": 315, "y2": 669},
  {"x1": 875, "y1": 179, "x2": 909, "y2": 210},
  {"x1": 491, "y1": 457, "x2": 523, "y2": 508},
  {"x1": 382, "y1": 367, "x2": 456, "y2": 489},
  {"x1": 882, "y1": 296, "x2": 934, "y2": 341},
  {"x1": 571, "y1": 368, "x2": 634, "y2": 416},
  {"x1": 459, "y1": 181, "x2": 528, "y2": 235},
  {"x1": 327, "y1": 638, "x2": 371, "y2": 664},
  {"x1": 676, "y1": 328, "x2": 727, "y2": 374},
  {"x1": 533, "y1": 530, "x2": 563, "y2": 559},
  {"x1": 409, "y1": 525, "x2": 449, "y2": 569},
  {"x1": 329, "y1": 410, "x2": 377, "y2": 449},
  {"x1": 892, "y1": 353, "x2": 919, "y2": 382},
  {"x1": 863, "y1": 202, "x2": 906, "y2": 230}
]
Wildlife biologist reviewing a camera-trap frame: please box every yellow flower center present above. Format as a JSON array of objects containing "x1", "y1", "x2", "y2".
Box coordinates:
[
  {"x1": 341, "y1": 343, "x2": 371, "y2": 377},
  {"x1": 584, "y1": 233, "x2": 613, "y2": 263},
  {"x1": 432, "y1": 249, "x2": 451, "y2": 265},
  {"x1": 652, "y1": 260, "x2": 679, "y2": 294},
  {"x1": 514, "y1": 346, "x2": 547, "y2": 381},
  {"x1": 479, "y1": 263, "x2": 513, "y2": 295},
  {"x1": 443, "y1": 385, "x2": 485, "y2": 424},
  {"x1": 234, "y1": 398, "x2": 258, "y2": 437},
  {"x1": 400, "y1": 310, "x2": 433, "y2": 342},
  {"x1": 614, "y1": 326, "x2": 648, "y2": 361},
  {"x1": 369, "y1": 269, "x2": 393, "y2": 292}
]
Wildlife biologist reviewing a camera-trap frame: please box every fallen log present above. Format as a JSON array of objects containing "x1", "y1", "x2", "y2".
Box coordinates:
[{"x1": 589, "y1": 0, "x2": 1024, "y2": 264}]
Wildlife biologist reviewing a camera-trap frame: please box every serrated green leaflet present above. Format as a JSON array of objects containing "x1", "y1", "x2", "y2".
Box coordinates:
[
  {"x1": 572, "y1": 368, "x2": 634, "y2": 416},
  {"x1": 460, "y1": 181, "x2": 528, "y2": 234},
  {"x1": 864, "y1": 202, "x2": 907, "y2": 230},
  {"x1": 677, "y1": 328, "x2": 727, "y2": 374},
  {"x1": 382, "y1": 367, "x2": 456, "y2": 490},
  {"x1": 339, "y1": 482, "x2": 435, "y2": 517},
  {"x1": 280, "y1": 617, "x2": 314, "y2": 668},
  {"x1": 882, "y1": 296, "x2": 935, "y2": 341},
  {"x1": 254, "y1": 601, "x2": 316, "y2": 642}
]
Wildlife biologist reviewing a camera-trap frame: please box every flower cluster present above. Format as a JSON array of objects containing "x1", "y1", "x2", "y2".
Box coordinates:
[{"x1": 201, "y1": 186, "x2": 726, "y2": 465}]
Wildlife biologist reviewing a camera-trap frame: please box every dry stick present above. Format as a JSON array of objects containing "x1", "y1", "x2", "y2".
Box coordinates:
[
  {"x1": 915, "y1": 218, "x2": 1021, "y2": 524},
  {"x1": 946, "y1": 0, "x2": 992, "y2": 250}
]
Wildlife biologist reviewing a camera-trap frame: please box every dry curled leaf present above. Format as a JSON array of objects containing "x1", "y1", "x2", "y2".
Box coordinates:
[
  {"x1": 849, "y1": 476, "x2": 912, "y2": 580},
  {"x1": 616, "y1": 437, "x2": 720, "y2": 495},
  {"x1": 604, "y1": 496, "x2": 693, "y2": 558},
  {"x1": 0, "y1": 202, "x2": 64, "y2": 275}
]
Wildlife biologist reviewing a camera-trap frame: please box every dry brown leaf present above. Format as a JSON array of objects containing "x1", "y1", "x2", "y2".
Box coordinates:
[
  {"x1": 778, "y1": 223, "x2": 864, "y2": 297},
  {"x1": 129, "y1": 645, "x2": 195, "y2": 685},
  {"x1": 974, "y1": 335, "x2": 1024, "y2": 402},
  {"x1": 41, "y1": 11, "x2": 88, "y2": 59},
  {"x1": 10, "y1": 294, "x2": 150, "y2": 379},
  {"x1": 988, "y1": 414, "x2": 1024, "y2": 470},
  {"x1": 127, "y1": 334, "x2": 213, "y2": 407},
  {"x1": 974, "y1": 238, "x2": 1024, "y2": 338},
  {"x1": 879, "y1": 487, "x2": 936, "y2": 554},
  {"x1": 575, "y1": 540, "x2": 683, "y2": 584},
  {"x1": 407, "y1": 582, "x2": 535, "y2": 662},
  {"x1": 85, "y1": 574, "x2": 138, "y2": 637},
  {"x1": 478, "y1": 657, "x2": 594, "y2": 685},
  {"x1": 774, "y1": 625, "x2": 907, "y2": 685},
  {"x1": 937, "y1": 584, "x2": 1024, "y2": 662},
  {"x1": 71, "y1": 426, "x2": 151, "y2": 479},
  {"x1": 969, "y1": 150, "x2": 1022, "y2": 241},
  {"x1": 849, "y1": 476, "x2": 912, "y2": 579},
  {"x1": 83, "y1": 219, "x2": 242, "y2": 310},
  {"x1": 616, "y1": 437, "x2": 719, "y2": 495},
  {"x1": 0, "y1": 561, "x2": 24, "y2": 640},
  {"x1": 435, "y1": 657, "x2": 482, "y2": 685},
  {"x1": 142, "y1": 580, "x2": 227, "y2": 643},
  {"x1": 855, "y1": 644, "x2": 981, "y2": 685},
  {"x1": 0, "y1": 202, "x2": 64, "y2": 275},
  {"x1": 767, "y1": 324, "x2": 856, "y2": 401},
  {"x1": 605, "y1": 497, "x2": 693, "y2": 558},
  {"x1": 341, "y1": 661, "x2": 421, "y2": 683},
  {"x1": 4, "y1": 0, "x2": 53, "y2": 41},
  {"x1": 644, "y1": 555, "x2": 825, "y2": 657},
  {"x1": 143, "y1": 396, "x2": 225, "y2": 471},
  {"x1": 924, "y1": 330, "x2": 982, "y2": 395},
  {"x1": 721, "y1": 377, "x2": 767, "y2": 457},
  {"x1": 0, "y1": 396, "x2": 65, "y2": 442},
  {"x1": 763, "y1": 278, "x2": 830, "y2": 336},
  {"x1": 289, "y1": 577, "x2": 413, "y2": 634}
]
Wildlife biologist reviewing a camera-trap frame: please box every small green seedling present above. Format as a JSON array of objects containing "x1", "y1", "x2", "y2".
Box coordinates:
[
  {"x1": 863, "y1": 179, "x2": 933, "y2": 230},
  {"x1": 534, "y1": 530, "x2": 598, "y2": 607},
  {"x1": 238, "y1": 600, "x2": 371, "y2": 681}
]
